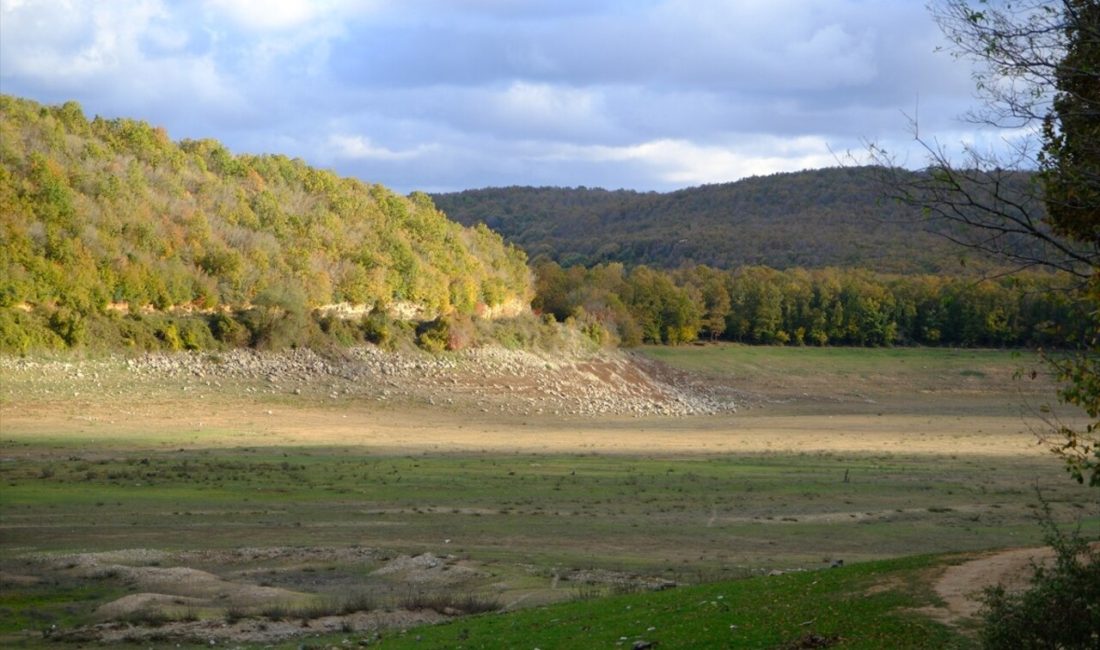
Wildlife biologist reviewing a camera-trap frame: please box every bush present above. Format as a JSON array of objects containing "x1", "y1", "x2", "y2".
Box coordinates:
[
  {"x1": 237, "y1": 288, "x2": 320, "y2": 350},
  {"x1": 478, "y1": 313, "x2": 542, "y2": 350},
  {"x1": 209, "y1": 312, "x2": 249, "y2": 346},
  {"x1": 177, "y1": 318, "x2": 215, "y2": 350},
  {"x1": 360, "y1": 313, "x2": 392, "y2": 346},
  {"x1": 0, "y1": 308, "x2": 64, "y2": 353},
  {"x1": 156, "y1": 323, "x2": 183, "y2": 350},
  {"x1": 47, "y1": 307, "x2": 85, "y2": 347},
  {"x1": 416, "y1": 318, "x2": 450, "y2": 353},
  {"x1": 444, "y1": 314, "x2": 476, "y2": 350},
  {"x1": 978, "y1": 497, "x2": 1100, "y2": 649},
  {"x1": 398, "y1": 590, "x2": 499, "y2": 615},
  {"x1": 317, "y1": 314, "x2": 361, "y2": 346}
]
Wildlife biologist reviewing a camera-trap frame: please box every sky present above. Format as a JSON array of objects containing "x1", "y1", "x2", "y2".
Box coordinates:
[{"x1": 0, "y1": 0, "x2": 1017, "y2": 193}]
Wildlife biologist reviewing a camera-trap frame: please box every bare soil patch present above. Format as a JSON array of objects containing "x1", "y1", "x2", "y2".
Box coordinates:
[
  {"x1": 925, "y1": 541, "x2": 1100, "y2": 627},
  {"x1": 929, "y1": 547, "x2": 1052, "y2": 623}
]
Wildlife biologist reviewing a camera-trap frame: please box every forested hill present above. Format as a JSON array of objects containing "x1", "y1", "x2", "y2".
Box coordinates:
[
  {"x1": 431, "y1": 168, "x2": 1035, "y2": 274},
  {"x1": 0, "y1": 95, "x2": 531, "y2": 319}
]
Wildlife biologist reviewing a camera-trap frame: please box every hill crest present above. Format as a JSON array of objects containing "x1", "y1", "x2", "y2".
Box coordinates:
[
  {"x1": 0, "y1": 95, "x2": 532, "y2": 320},
  {"x1": 431, "y1": 167, "x2": 1035, "y2": 274}
]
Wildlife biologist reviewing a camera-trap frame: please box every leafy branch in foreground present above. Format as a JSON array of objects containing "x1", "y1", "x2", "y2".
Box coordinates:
[
  {"x1": 876, "y1": 0, "x2": 1098, "y2": 485},
  {"x1": 979, "y1": 492, "x2": 1100, "y2": 649}
]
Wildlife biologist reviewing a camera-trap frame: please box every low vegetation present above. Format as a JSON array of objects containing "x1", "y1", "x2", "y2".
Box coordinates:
[
  {"x1": 978, "y1": 498, "x2": 1100, "y2": 649},
  {"x1": 368, "y1": 556, "x2": 969, "y2": 650}
]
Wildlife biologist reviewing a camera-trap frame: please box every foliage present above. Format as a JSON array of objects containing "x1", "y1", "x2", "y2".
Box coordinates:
[
  {"x1": 916, "y1": 1, "x2": 1099, "y2": 485},
  {"x1": 1043, "y1": 285, "x2": 1100, "y2": 486},
  {"x1": 534, "y1": 259, "x2": 1082, "y2": 349},
  {"x1": 432, "y1": 167, "x2": 1037, "y2": 275},
  {"x1": 0, "y1": 94, "x2": 532, "y2": 350},
  {"x1": 1039, "y1": 1, "x2": 1100, "y2": 486},
  {"x1": 978, "y1": 496, "x2": 1100, "y2": 649},
  {"x1": 1041, "y1": 0, "x2": 1100, "y2": 248}
]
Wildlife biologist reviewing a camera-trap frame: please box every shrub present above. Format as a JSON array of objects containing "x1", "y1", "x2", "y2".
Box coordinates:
[
  {"x1": 317, "y1": 314, "x2": 360, "y2": 345},
  {"x1": 0, "y1": 308, "x2": 64, "y2": 353},
  {"x1": 156, "y1": 323, "x2": 183, "y2": 350},
  {"x1": 209, "y1": 312, "x2": 249, "y2": 346},
  {"x1": 47, "y1": 307, "x2": 85, "y2": 347},
  {"x1": 398, "y1": 590, "x2": 499, "y2": 615},
  {"x1": 978, "y1": 497, "x2": 1100, "y2": 649},
  {"x1": 238, "y1": 294, "x2": 319, "y2": 350},
  {"x1": 177, "y1": 318, "x2": 215, "y2": 350},
  {"x1": 360, "y1": 313, "x2": 393, "y2": 347},
  {"x1": 113, "y1": 313, "x2": 165, "y2": 350},
  {"x1": 444, "y1": 314, "x2": 476, "y2": 351},
  {"x1": 477, "y1": 313, "x2": 549, "y2": 350},
  {"x1": 416, "y1": 318, "x2": 450, "y2": 352},
  {"x1": 337, "y1": 592, "x2": 377, "y2": 615}
]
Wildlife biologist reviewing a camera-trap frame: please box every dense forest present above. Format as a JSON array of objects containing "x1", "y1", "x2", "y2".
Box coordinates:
[
  {"x1": 431, "y1": 168, "x2": 1044, "y2": 274},
  {"x1": 0, "y1": 95, "x2": 532, "y2": 351},
  {"x1": 534, "y1": 261, "x2": 1082, "y2": 349}
]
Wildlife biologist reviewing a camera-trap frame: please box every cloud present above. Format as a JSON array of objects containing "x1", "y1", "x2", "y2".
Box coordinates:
[
  {"x1": 0, "y1": 0, "x2": 247, "y2": 124},
  {"x1": 329, "y1": 134, "x2": 434, "y2": 161},
  {"x1": 0, "y1": 0, "x2": 1010, "y2": 192},
  {"x1": 203, "y1": 0, "x2": 320, "y2": 32},
  {"x1": 532, "y1": 136, "x2": 838, "y2": 186}
]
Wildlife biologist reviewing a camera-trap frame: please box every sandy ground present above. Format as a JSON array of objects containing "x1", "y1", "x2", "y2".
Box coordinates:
[
  {"x1": 1, "y1": 396, "x2": 1046, "y2": 458},
  {"x1": 931, "y1": 547, "x2": 1054, "y2": 622},
  {"x1": 928, "y1": 541, "x2": 1100, "y2": 624}
]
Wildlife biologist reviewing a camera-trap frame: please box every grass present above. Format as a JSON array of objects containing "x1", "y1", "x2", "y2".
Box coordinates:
[
  {"x1": 282, "y1": 555, "x2": 971, "y2": 649},
  {"x1": 0, "y1": 345, "x2": 1096, "y2": 648},
  {"x1": 0, "y1": 577, "x2": 127, "y2": 641},
  {"x1": 638, "y1": 344, "x2": 1033, "y2": 377},
  {"x1": 637, "y1": 344, "x2": 1052, "y2": 417},
  {"x1": 398, "y1": 590, "x2": 501, "y2": 615},
  {"x1": 2, "y1": 450, "x2": 1093, "y2": 568}
]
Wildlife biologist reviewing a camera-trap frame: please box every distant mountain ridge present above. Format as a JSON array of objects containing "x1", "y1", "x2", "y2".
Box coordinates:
[{"x1": 431, "y1": 167, "x2": 1037, "y2": 274}]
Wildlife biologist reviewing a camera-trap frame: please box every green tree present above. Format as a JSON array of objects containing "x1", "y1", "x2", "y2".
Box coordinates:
[
  {"x1": 1041, "y1": 1, "x2": 1100, "y2": 248},
  {"x1": 1039, "y1": 1, "x2": 1099, "y2": 486},
  {"x1": 896, "y1": 1, "x2": 1100, "y2": 485}
]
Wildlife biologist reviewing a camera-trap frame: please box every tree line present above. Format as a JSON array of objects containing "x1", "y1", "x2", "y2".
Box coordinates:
[{"x1": 534, "y1": 260, "x2": 1084, "y2": 349}]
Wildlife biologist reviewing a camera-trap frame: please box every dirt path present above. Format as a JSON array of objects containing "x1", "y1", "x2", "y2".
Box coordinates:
[{"x1": 929, "y1": 547, "x2": 1053, "y2": 623}]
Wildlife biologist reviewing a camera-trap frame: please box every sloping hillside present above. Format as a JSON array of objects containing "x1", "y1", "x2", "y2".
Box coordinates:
[
  {"x1": 0, "y1": 95, "x2": 531, "y2": 319},
  {"x1": 432, "y1": 167, "x2": 1038, "y2": 274}
]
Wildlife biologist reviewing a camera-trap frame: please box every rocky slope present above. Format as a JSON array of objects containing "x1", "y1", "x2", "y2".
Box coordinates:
[{"x1": 3, "y1": 345, "x2": 739, "y2": 418}]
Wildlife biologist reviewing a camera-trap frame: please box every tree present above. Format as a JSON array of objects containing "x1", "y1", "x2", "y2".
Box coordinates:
[
  {"x1": 878, "y1": 1, "x2": 1099, "y2": 485},
  {"x1": 1041, "y1": 1, "x2": 1100, "y2": 247}
]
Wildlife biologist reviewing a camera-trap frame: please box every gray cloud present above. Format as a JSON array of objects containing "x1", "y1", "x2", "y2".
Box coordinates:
[{"x1": 1, "y1": 0, "x2": 1012, "y2": 193}]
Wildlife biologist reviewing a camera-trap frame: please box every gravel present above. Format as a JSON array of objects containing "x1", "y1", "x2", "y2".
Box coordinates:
[{"x1": 3, "y1": 345, "x2": 737, "y2": 417}]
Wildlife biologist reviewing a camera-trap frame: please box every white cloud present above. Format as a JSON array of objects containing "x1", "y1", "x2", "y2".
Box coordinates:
[
  {"x1": 484, "y1": 82, "x2": 612, "y2": 138},
  {"x1": 537, "y1": 136, "x2": 837, "y2": 186},
  {"x1": 329, "y1": 134, "x2": 434, "y2": 161},
  {"x1": 202, "y1": 0, "x2": 323, "y2": 32},
  {"x1": 0, "y1": 0, "x2": 242, "y2": 108}
]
